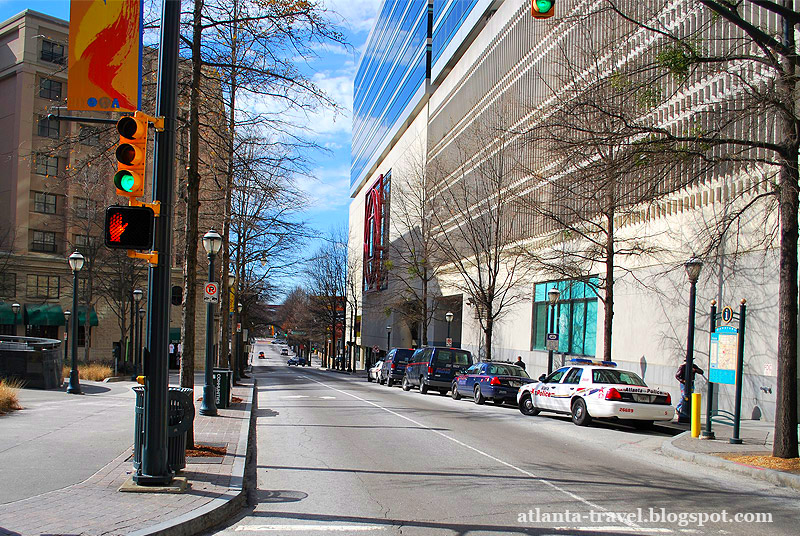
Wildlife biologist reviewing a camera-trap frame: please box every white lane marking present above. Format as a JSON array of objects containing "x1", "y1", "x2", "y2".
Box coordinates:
[
  {"x1": 297, "y1": 375, "x2": 641, "y2": 530},
  {"x1": 318, "y1": 396, "x2": 336, "y2": 400},
  {"x1": 235, "y1": 525, "x2": 385, "y2": 532},
  {"x1": 281, "y1": 395, "x2": 310, "y2": 399}
]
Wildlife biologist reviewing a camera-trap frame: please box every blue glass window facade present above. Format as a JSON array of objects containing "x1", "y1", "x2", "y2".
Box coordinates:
[
  {"x1": 531, "y1": 278, "x2": 599, "y2": 356},
  {"x1": 352, "y1": 2, "x2": 430, "y2": 191},
  {"x1": 431, "y1": 0, "x2": 480, "y2": 67}
]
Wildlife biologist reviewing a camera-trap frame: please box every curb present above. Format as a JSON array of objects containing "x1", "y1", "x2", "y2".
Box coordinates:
[
  {"x1": 129, "y1": 378, "x2": 258, "y2": 536},
  {"x1": 661, "y1": 431, "x2": 800, "y2": 492}
]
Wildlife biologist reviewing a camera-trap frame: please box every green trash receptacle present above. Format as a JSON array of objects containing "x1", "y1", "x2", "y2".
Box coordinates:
[
  {"x1": 132, "y1": 386, "x2": 145, "y2": 472},
  {"x1": 213, "y1": 368, "x2": 232, "y2": 408},
  {"x1": 132, "y1": 385, "x2": 195, "y2": 473}
]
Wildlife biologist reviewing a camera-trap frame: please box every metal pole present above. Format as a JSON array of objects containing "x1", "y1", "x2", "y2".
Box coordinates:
[
  {"x1": 67, "y1": 270, "x2": 81, "y2": 394},
  {"x1": 547, "y1": 303, "x2": 556, "y2": 374},
  {"x1": 702, "y1": 301, "x2": 717, "y2": 439},
  {"x1": 137, "y1": 0, "x2": 180, "y2": 486},
  {"x1": 137, "y1": 310, "x2": 143, "y2": 378},
  {"x1": 730, "y1": 300, "x2": 746, "y2": 444},
  {"x1": 200, "y1": 253, "x2": 217, "y2": 416},
  {"x1": 681, "y1": 278, "x2": 698, "y2": 423},
  {"x1": 131, "y1": 309, "x2": 139, "y2": 381}
]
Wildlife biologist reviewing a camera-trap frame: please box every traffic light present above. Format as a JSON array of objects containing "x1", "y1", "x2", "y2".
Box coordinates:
[
  {"x1": 104, "y1": 205, "x2": 155, "y2": 250},
  {"x1": 114, "y1": 114, "x2": 148, "y2": 198},
  {"x1": 532, "y1": 0, "x2": 554, "y2": 18}
]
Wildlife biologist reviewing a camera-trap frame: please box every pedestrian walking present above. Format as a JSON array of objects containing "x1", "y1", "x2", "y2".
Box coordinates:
[
  {"x1": 514, "y1": 356, "x2": 526, "y2": 371},
  {"x1": 675, "y1": 361, "x2": 703, "y2": 421}
]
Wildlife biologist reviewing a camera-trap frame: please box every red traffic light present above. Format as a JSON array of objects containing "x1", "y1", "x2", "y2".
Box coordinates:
[{"x1": 104, "y1": 205, "x2": 155, "y2": 250}]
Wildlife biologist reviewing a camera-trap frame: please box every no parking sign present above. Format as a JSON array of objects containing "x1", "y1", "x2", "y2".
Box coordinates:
[{"x1": 204, "y1": 282, "x2": 219, "y2": 303}]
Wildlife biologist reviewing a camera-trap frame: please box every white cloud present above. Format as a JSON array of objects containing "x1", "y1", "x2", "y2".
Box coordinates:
[
  {"x1": 324, "y1": 141, "x2": 343, "y2": 150},
  {"x1": 322, "y1": 0, "x2": 383, "y2": 34},
  {"x1": 297, "y1": 164, "x2": 352, "y2": 214}
]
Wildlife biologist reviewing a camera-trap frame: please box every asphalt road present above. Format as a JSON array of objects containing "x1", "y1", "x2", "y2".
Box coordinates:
[{"x1": 212, "y1": 340, "x2": 800, "y2": 535}]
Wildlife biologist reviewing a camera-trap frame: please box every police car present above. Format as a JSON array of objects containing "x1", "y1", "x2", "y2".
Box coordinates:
[{"x1": 517, "y1": 359, "x2": 675, "y2": 428}]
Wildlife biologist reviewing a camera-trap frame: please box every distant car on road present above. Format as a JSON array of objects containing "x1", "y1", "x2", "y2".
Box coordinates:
[
  {"x1": 452, "y1": 362, "x2": 533, "y2": 405},
  {"x1": 287, "y1": 357, "x2": 300, "y2": 366},
  {"x1": 403, "y1": 347, "x2": 473, "y2": 395},
  {"x1": 380, "y1": 348, "x2": 414, "y2": 387},
  {"x1": 280, "y1": 348, "x2": 289, "y2": 356},
  {"x1": 367, "y1": 360, "x2": 384, "y2": 382},
  {"x1": 517, "y1": 359, "x2": 675, "y2": 428}
]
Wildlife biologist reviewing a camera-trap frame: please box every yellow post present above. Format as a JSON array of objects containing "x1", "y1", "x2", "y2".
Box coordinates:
[{"x1": 691, "y1": 393, "x2": 701, "y2": 438}]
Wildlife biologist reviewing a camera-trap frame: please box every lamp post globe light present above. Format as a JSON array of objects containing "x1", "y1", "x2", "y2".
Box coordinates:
[
  {"x1": 132, "y1": 290, "x2": 143, "y2": 381},
  {"x1": 547, "y1": 287, "x2": 560, "y2": 375},
  {"x1": 63, "y1": 310, "x2": 71, "y2": 366},
  {"x1": 11, "y1": 303, "x2": 20, "y2": 336},
  {"x1": 445, "y1": 311, "x2": 454, "y2": 343},
  {"x1": 680, "y1": 257, "x2": 703, "y2": 423},
  {"x1": 200, "y1": 229, "x2": 222, "y2": 416},
  {"x1": 67, "y1": 251, "x2": 84, "y2": 394}
]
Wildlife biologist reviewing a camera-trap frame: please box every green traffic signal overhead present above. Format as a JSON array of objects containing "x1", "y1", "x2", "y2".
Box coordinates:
[{"x1": 532, "y1": 0, "x2": 554, "y2": 18}]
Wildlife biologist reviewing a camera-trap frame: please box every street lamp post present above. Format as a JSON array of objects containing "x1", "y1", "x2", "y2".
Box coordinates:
[
  {"x1": 63, "y1": 310, "x2": 71, "y2": 367},
  {"x1": 11, "y1": 303, "x2": 20, "y2": 337},
  {"x1": 137, "y1": 308, "x2": 145, "y2": 379},
  {"x1": 67, "y1": 251, "x2": 85, "y2": 394},
  {"x1": 445, "y1": 311, "x2": 454, "y2": 345},
  {"x1": 237, "y1": 302, "x2": 244, "y2": 378},
  {"x1": 132, "y1": 290, "x2": 143, "y2": 381},
  {"x1": 547, "y1": 288, "x2": 560, "y2": 375},
  {"x1": 200, "y1": 229, "x2": 222, "y2": 416},
  {"x1": 228, "y1": 274, "x2": 239, "y2": 383},
  {"x1": 680, "y1": 258, "x2": 703, "y2": 423},
  {"x1": 386, "y1": 324, "x2": 392, "y2": 354}
]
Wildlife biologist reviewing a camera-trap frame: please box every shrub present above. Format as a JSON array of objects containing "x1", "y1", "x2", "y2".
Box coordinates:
[
  {"x1": 62, "y1": 363, "x2": 113, "y2": 382},
  {"x1": 0, "y1": 378, "x2": 24, "y2": 415}
]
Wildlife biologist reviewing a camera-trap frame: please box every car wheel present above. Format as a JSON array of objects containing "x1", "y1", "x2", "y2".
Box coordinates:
[
  {"x1": 474, "y1": 385, "x2": 485, "y2": 405},
  {"x1": 420, "y1": 379, "x2": 429, "y2": 394},
  {"x1": 571, "y1": 398, "x2": 592, "y2": 426},
  {"x1": 633, "y1": 419, "x2": 653, "y2": 430},
  {"x1": 386, "y1": 377, "x2": 393, "y2": 387},
  {"x1": 379, "y1": 377, "x2": 385, "y2": 385},
  {"x1": 367, "y1": 374, "x2": 372, "y2": 382},
  {"x1": 451, "y1": 383, "x2": 462, "y2": 400},
  {"x1": 518, "y1": 393, "x2": 540, "y2": 416},
  {"x1": 402, "y1": 377, "x2": 411, "y2": 391}
]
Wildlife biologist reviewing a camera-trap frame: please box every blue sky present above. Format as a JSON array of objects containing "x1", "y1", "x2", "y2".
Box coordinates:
[{"x1": 0, "y1": 0, "x2": 381, "y2": 287}]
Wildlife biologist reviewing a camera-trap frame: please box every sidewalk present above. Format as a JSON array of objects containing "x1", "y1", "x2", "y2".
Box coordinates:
[
  {"x1": 0, "y1": 378, "x2": 255, "y2": 536},
  {"x1": 661, "y1": 419, "x2": 800, "y2": 491}
]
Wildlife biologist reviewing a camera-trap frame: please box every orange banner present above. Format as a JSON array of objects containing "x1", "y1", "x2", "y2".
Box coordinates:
[{"x1": 68, "y1": 0, "x2": 142, "y2": 112}]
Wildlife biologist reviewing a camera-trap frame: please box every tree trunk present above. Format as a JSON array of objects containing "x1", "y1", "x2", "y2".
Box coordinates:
[
  {"x1": 603, "y1": 210, "x2": 614, "y2": 362},
  {"x1": 484, "y1": 314, "x2": 493, "y2": 363},
  {"x1": 180, "y1": 0, "x2": 204, "y2": 449},
  {"x1": 421, "y1": 271, "x2": 428, "y2": 346}
]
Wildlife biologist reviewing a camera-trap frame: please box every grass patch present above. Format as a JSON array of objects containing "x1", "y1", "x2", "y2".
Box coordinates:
[
  {"x1": 62, "y1": 363, "x2": 113, "y2": 381},
  {"x1": 0, "y1": 378, "x2": 24, "y2": 415},
  {"x1": 722, "y1": 454, "x2": 800, "y2": 473}
]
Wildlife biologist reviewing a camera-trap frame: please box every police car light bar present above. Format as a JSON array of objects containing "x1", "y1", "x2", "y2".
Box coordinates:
[{"x1": 569, "y1": 358, "x2": 617, "y2": 367}]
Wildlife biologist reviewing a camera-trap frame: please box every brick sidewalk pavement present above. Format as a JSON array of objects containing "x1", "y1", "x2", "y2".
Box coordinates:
[{"x1": 0, "y1": 378, "x2": 255, "y2": 536}]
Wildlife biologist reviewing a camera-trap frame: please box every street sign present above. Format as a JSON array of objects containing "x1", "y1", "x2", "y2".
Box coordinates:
[
  {"x1": 546, "y1": 333, "x2": 559, "y2": 351},
  {"x1": 104, "y1": 205, "x2": 154, "y2": 250},
  {"x1": 709, "y1": 325, "x2": 738, "y2": 384},
  {"x1": 446, "y1": 337, "x2": 453, "y2": 347},
  {"x1": 203, "y1": 282, "x2": 219, "y2": 303}
]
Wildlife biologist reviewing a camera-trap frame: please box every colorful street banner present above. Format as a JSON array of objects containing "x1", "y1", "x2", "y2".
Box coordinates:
[{"x1": 68, "y1": 0, "x2": 142, "y2": 112}]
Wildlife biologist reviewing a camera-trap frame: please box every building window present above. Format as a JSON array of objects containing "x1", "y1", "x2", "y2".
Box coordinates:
[
  {"x1": 35, "y1": 154, "x2": 59, "y2": 176},
  {"x1": 39, "y1": 78, "x2": 62, "y2": 100},
  {"x1": 77, "y1": 277, "x2": 91, "y2": 301},
  {"x1": 73, "y1": 197, "x2": 95, "y2": 219},
  {"x1": 0, "y1": 272, "x2": 16, "y2": 298},
  {"x1": 79, "y1": 125, "x2": 100, "y2": 146},
  {"x1": 33, "y1": 192, "x2": 57, "y2": 214},
  {"x1": 363, "y1": 172, "x2": 390, "y2": 291},
  {"x1": 26, "y1": 274, "x2": 60, "y2": 299},
  {"x1": 531, "y1": 278, "x2": 598, "y2": 357},
  {"x1": 73, "y1": 235, "x2": 98, "y2": 255},
  {"x1": 31, "y1": 230, "x2": 57, "y2": 253},
  {"x1": 37, "y1": 115, "x2": 60, "y2": 139},
  {"x1": 41, "y1": 40, "x2": 65, "y2": 64}
]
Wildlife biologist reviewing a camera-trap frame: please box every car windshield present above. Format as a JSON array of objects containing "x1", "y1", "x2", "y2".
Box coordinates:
[
  {"x1": 487, "y1": 364, "x2": 529, "y2": 378},
  {"x1": 592, "y1": 369, "x2": 647, "y2": 386}
]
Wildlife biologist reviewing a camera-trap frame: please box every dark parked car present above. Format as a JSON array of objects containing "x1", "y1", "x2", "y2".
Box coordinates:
[
  {"x1": 452, "y1": 362, "x2": 534, "y2": 405},
  {"x1": 403, "y1": 347, "x2": 474, "y2": 395},
  {"x1": 380, "y1": 348, "x2": 415, "y2": 386},
  {"x1": 287, "y1": 357, "x2": 299, "y2": 366}
]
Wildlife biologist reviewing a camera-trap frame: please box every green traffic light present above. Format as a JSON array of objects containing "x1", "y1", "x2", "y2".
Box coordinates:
[
  {"x1": 536, "y1": 0, "x2": 553, "y2": 13},
  {"x1": 114, "y1": 170, "x2": 136, "y2": 192}
]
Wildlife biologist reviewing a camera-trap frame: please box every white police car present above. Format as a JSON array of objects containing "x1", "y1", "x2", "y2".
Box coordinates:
[{"x1": 517, "y1": 359, "x2": 675, "y2": 428}]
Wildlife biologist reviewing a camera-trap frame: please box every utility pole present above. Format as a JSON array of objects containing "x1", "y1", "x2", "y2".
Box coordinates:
[{"x1": 135, "y1": 0, "x2": 180, "y2": 485}]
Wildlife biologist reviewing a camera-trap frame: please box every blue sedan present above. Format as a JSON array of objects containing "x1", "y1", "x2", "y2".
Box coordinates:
[{"x1": 452, "y1": 362, "x2": 534, "y2": 405}]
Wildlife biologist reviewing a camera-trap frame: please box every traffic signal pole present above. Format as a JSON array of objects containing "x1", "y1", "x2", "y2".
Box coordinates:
[{"x1": 135, "y1": 0, "x2": 180, "y2": 486}]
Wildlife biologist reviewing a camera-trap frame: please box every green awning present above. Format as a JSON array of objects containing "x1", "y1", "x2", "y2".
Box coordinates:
[
  {"x1": 169, "y1": 327, "x2": 181, "y2": 344},
  {"x1": 76, "y1": 306, "x2": 99, "y2": 327},
  {"x1": 24, "y1": 303, "x2": 65, "y2": 326},
  {"x1": 0, "y1": 302, "x2": 22, "y2": 325}
]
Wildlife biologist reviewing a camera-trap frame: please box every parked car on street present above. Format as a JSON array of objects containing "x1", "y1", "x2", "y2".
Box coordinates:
[
  {"x1": 379, "y1": 348, "x2": 415, "y2": 386},
  {"x1": 367, "y1": 360, "x2": 384, "y2": 382},
  {"x1": 452, "y1": 362, "x2": 534, "y2": 405},
  {"x1": 287, "y1": 357, "x2": 300, "y2": 366},
  {"x1": 403, "y1": 347, "x2": 473, "y2": 395},
  {"x1": 280, "y1": 348, "x2": 289, "y2": 356},
  {"x1": 517, "y1": 359, "x2": 675, "y2": 427}
]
